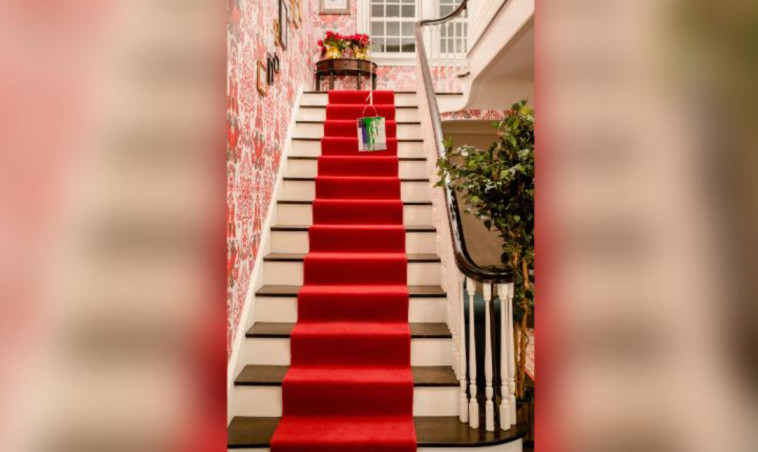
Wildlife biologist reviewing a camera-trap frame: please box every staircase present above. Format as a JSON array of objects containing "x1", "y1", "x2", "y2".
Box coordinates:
[{"x1": 227, "y1": 90, "x2": 525, "y2": 450}]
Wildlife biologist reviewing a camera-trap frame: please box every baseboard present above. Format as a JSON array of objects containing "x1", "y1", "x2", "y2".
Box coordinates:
[{"x1": 227, "y1": 86, "x2": 304, "y2": 424}]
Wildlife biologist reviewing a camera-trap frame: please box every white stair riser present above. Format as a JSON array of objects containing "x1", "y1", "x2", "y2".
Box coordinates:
[
  {"x1": 291, "y1": 139, "x2": 425, "y2": 158},
  {"x1": 244, "y1": 337, "x2": 453, "y2": 367},
  {"x1": 255, "y1": 296, "x2": 447, "y2": 323},
  {"x1": 229, "y1": 445, "x2": 523, "y2": 452},
  {"x1": 297, "y1": 107, "x2": 419, "y2": 122},
  {"x1": 270, "y1": 230, "x2": 436, "y2": 254},
  {"x1": 262, "y1": 261, "x2": 442, "y2": 286},
  {"x1": 275, "y1": 203, "x2": 434, "y2": 226},
  {"x1": 301, "y1": 92, "x2": 418, "y2": 107},
  {"x1": 281, "y1": 180, "x2": 431, "y2": 203},
  {"x1": 233, "y1": 385, "x2": 458, "y2": 417},
  {"x1": 287, "y1": 158, "x2": 428, "y2": 179},
  {"x1": 294, "y1": 122, "x2": 422, "y2": 140}
]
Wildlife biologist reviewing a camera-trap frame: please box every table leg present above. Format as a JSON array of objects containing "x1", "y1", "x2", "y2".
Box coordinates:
[
  {"x1": 372, "y1": 72, "x2": 377, "y2": 90},
  {"x1": 329, "y1": 71, "x2": 335, "y2": 90},
  {"x1": 316, "y1": 74, "x2": 321, "y2": 91},
  {"x1": 357, "y1": 72, "x2": 362, "y2": 90}
]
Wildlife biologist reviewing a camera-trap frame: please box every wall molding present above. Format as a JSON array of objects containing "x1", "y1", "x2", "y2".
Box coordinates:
[{"x1": 226, "y1": 86, "x2": 304, "y2": 424}]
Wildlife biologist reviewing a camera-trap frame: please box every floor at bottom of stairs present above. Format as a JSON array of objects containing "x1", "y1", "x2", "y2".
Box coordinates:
[{"x1": 227, "y1": 416, "x2": 527, "y2": 448}]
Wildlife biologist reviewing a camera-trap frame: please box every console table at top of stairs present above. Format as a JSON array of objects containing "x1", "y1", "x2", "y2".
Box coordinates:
[{"x1": 315, "y1": 58, "x2": 378, "y2": 91}]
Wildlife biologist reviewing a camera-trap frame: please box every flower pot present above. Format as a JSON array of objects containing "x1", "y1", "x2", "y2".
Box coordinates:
[
  {"x1": 353, "y1": 46, "x2": 369, "y2": 60},
  {"x1": 325, "y1": 46, "x2": 342, "y2": 59}
]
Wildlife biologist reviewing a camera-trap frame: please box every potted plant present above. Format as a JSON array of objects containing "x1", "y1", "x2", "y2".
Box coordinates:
[
  {"x1": 348, "y1": 33, "x2": 371, "y2": 60},
  {"x1": 318, "y1": 31, "x2": 348, "y2": 59},
  {"x1": 436, "y1": 100, "x2": 535, "y2": 404}
]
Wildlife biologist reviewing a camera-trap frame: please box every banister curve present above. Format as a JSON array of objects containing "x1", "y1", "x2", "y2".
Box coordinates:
[{"x1": 415, "y1": 0, "x2": 512, "y2": 284}]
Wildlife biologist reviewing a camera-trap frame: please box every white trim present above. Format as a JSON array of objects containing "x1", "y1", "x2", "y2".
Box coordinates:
[{"x1": 226, "y1": 86, "x2": 304, "y2": 425}]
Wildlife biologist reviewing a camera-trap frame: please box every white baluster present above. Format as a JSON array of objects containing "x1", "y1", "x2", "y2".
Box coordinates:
[
  {"x1": 506, "y1": 283, "x2": 517, "y2": 424},
  {"x1": 466, "y1": 277, "x2": 479, "y2": 428},
  {"x1": 483, "y1": 283, "x2": 495, "y2": 431},
  {"x1": 458, "y1": 274, "x2": 468, "y2": 423},
  {"x1": 497, "y1": 283, "x2": 512, "y2": 429}
]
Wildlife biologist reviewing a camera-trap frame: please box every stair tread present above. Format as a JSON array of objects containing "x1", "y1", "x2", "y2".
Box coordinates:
[
  {"x1": 246, "y1": 322, "x2": 451, "y2": 338},
  {"x1": 256, "y1": 284, "x2": 446, "y2": 297},
  {"x1": 271, "y1": 225, "x2": 435, "y2": 232},
  {"x1": 289, "y1": 155, "x2": 426, "y2": 161},
  {"x1": 264, "y1": 252, "x2": 440, "y2": 262},
  {"x1": 301, "y1": 104, "x2": 419, "y2": 109},
  {"x1": 278, "y1": 199, "x2": 431, "y2": 205},
  {"x1": 297, "y1": 120, "x2": 421, "y2": 124},
  {"x1": 227, "y1": 416, "x2": 527, "y2": 448},
  {"x1": 235, "y1": 365, "x2": 456, "y2": 387},
  {"x1": 284, "y1": 176, "x2": 429, "y2": 182}
]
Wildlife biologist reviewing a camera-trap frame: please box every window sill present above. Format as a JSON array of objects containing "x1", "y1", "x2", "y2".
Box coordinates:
[{"x1": 371, "y1": 54, "x2": 418, "y2": 66}]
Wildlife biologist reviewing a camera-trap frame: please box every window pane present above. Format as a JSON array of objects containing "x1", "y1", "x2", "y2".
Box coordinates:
[
  {"x1": 371, "y1": 4, "x2": 384, "y2": 17},
  {"x1": 402, "y1": 22, "x2": 414, "y2": 37},
  {"x1": 401, "y1": 5, "x2": 415, "y2": 17},
  {"x1": 440, "y1": 5, "x2": 454, "y2": 15},
  {"x1": 386, "y1": 4, "x2": 399, "y2": 17},
  {"x1": 372, "y1": 37, "x2": 385, "y2": 52},
  {"x1": 386, "y1": 37, "x2": 400, "y2": 52},
  {"x1": 440, "y1": 40, "x2": 447, "y2": 53},
  {"x1": 401, "y1": 38, "x2": 415, "y2": 52},
  {"x1": 371, "y1": 21, "x2": 384, "y2": 36},
  {"x1": 386, "y1": 21, "x2": 399, "y2": 36}
]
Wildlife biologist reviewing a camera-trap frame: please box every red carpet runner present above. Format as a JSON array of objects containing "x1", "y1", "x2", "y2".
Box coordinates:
[{"x1": 270, "y1": 90, "x2": 416, "y2": 451}]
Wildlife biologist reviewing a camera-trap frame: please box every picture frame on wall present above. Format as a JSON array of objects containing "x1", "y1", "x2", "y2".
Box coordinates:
[
  {"x1": 320, "y1": 0, "x2": 349, "y2": 15},
  {"x1": 291, "y1": 0, "x2": 300, "y2": 29},
  {"x1": 279, "y1": 0, "x2": 289, "y2": 50},
  {"x1": 256, "y1": 61, "x2": 267, "y2": 96}
]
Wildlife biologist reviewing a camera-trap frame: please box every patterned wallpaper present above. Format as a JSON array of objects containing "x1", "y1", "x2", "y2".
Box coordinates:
[{"x1": 226, "y1": 0, "x2": 466, "y2": 357}]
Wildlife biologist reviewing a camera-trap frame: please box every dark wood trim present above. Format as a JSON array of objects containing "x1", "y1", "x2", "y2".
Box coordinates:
[
  {"x1": 246, "y1": 322, "x2": 451, "y2": 339},
  {"x1": 296, "y1": 120, "x2": 421, "y2": 125},
  {"x1": 287, "y1": 156, "x2": 426, "y2": 161},
  {"x1": 277, "y1": 200, "x2": 432, "y2": 206},
  {"x1": 300, "y1": 105, "x2": 419, "y2": 109},
  {"x1": 283, "y1": 176, "x2": 429, "y2": 182},
  {"x1": 235, "y1": 365, "x2": 457, "y2": 387},
  {"x1": 271, "y1": 225, "x2": 435, "y2": 232},
  {"x1": 263, "y1": 252, "x2": 441, "y2": 263},
  {"x1": 227, "y1": 415, "x2": 528, "y2": 448},
  {"x1": 292, "y1": 137, "x2": 423, "y2": 142},
  {"x1": 303, "y1": 91, "x2": 464, "y2": 95},
  {"x1": 255, "y1": 284, "x2": 446, "y2": 298}
]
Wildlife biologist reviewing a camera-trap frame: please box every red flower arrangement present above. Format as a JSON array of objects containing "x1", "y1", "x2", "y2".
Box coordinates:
[{"x1": 317, "y1": 31, "x2": 371, "y2": 57}]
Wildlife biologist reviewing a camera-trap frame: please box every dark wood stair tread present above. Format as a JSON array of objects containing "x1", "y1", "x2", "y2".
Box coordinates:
[
  {"x1": 288, "y1": 155, "x2": 427, "y2": 161},
  {"x1": 303, "y1": 91, "x2": 463, "y2": 95},
  {"x1": 271, "y1": 225, "x2": 435, "y2": 232},
  {"x1": 235, "y1": 365, "x2": 456, "y2": 387},
  {"x1": 255, "y1": 284, "x2": 446, "y2": 298},
  {"x1": 283, "y1": 176, "x2": 429, "y2": 182},
  {"x1": 297, "y1": 120, "x2": 421, "y2": 125},
  {"x1": 246, "y1": 322, "x2": 451, "y2": 338},
  {"x1": 227, "y1": 416, "x2": 527, "y2": 448},
  {"x1": 277, "y1": 199, "x2": 432, "y2": 205},
  {"x1": 292, "y1": 137, "x2": 423, "y2": 142},
  {"x1": 300, "y1": 105, "x2": 419, "y2": 109},
  {"x1": 263, "y1": 253, "x2": 441, "y2": 262}
]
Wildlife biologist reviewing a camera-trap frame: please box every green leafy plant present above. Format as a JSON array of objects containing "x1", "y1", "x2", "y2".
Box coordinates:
[{"x1": 436, "y1": 100, "x2": 534, "y2": 398}]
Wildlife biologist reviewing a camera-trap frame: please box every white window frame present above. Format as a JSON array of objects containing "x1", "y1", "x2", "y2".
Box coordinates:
[{"x1": 357, "y1": 0, "x2": 468, "y2": 66}]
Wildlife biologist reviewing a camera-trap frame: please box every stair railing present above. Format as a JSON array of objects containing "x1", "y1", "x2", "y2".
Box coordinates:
[{"x1": 414, "y1": 0, "x2": 517, "y2": 432}]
